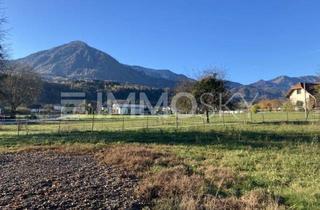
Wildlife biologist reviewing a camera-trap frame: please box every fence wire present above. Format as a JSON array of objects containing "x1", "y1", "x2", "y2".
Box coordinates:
[{"x1": 0, "y1": 111, "x2": 319, "y2": 136}]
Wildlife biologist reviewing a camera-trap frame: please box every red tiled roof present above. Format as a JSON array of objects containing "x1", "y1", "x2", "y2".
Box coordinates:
[{"x1": 286, "y1": 83, "x2": 320, "y2": 98}]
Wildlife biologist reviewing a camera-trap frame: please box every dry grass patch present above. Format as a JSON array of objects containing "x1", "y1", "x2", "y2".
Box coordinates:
[
  {"x1": 136, "y1": 166, "x2": 203, "y2": 203},
  {"x1": 241, "y1": 189, "x2": 285, "y2": 210},
  {"x1": 97, "y1": 145, "x2": 286, "y2": 209},
  {"x1": 137, "y1": 166, "x2": 285, "y2": 209},
  {"x1": 136, "y1": 165, "x2": 247, "y2": 209},
  {"x1": 96, "y1": 145, "x2": 181, "y2": 175},
  {"x1": 202, "y1": 166, "x2": 239, "y2": 189}
]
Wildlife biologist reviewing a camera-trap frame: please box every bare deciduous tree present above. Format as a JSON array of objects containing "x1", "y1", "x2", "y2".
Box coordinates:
[
  {"x1": 0, "y1": 5, "x2": 7, "y2": 73},
  {"x1": 0, "y1": 64, "x2": 42, "y2": 118}
]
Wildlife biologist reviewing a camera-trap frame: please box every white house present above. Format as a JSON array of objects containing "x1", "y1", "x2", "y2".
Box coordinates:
[
  {"x1": 287, "y1": 83, "x2": 319, "y2": 109},
  {"x1": 112, "y1": 102, "x2": 146, "y2": 115}
]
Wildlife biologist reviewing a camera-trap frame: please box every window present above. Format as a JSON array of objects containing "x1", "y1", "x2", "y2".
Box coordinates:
[
  {"x1": 297, "y1": 89, "x2": 301, "y2": 94},
  {"x1": 296, "y1": 101, "x2": 304, "y2": 107}
]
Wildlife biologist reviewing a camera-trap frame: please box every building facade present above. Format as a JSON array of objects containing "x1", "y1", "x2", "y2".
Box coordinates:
[
  {"x1": 287, "y1": 83, "x2": 319, "y2": 109},
  {"x1": 112, "y1": 103, "x2": 147, "y2": 115}
]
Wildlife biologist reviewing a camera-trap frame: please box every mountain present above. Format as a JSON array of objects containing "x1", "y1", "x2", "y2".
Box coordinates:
[
  {"x1": 225, "y1": 80, "x2": 243, "y2": 89},
  {"x1": 231, "y1": 75, "x2": 319, "y2": 100},
  {"x1": 131, "y1": 66, "x2": 190, "y2": 81},
  {"x1": 13, "y1": 40, "x2": 319, "y2": 101},
  {"x1": 14, "y1": 41, "x2": 192, "y2": 88}
]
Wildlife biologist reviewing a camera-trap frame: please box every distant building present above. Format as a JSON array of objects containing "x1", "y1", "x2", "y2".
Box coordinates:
[
  {"x1": 28, "y1": 104, "x2": 44, "y2": 113},
  {"x1": 111, "y1": 101, "x2": 147, "y2": 115},
  {"x1": 157, "y1": 106, "x2": 172, "y2": 115},
  {"x1": 60, "y1": 92, "x2": 86, "y2": 114},
  {"x1": 53, "y1": 105, "x2": 63, "y2": 111},
  {"x1": 287, "y1": 83, "x2": 320, "y2": 109}
]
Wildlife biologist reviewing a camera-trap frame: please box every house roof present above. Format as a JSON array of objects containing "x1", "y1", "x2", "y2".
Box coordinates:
[{"x1": 286, "y1": 82, "x2": 320, "y2": 98}]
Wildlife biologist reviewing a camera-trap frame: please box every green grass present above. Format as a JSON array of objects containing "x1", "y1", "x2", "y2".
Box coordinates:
[
  {"x1": 170, "y1": 143, "x2": 320, "y2": 209},
  {"x1": 0, "y1": 113, "x2": 320, "y2": 209},
  {"x1": 2, "y1": 112, "x2": 320, "y2": 136}
]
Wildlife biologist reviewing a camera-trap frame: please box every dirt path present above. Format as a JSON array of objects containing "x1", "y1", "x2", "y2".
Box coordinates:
[{"x1": 0, "y1": 151, "x2": 140, "y2": 209}]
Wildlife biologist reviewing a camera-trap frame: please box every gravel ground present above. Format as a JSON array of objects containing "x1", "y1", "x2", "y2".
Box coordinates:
[{"x1": 0, "y1": 151, "x2": 140, "y2": 209}]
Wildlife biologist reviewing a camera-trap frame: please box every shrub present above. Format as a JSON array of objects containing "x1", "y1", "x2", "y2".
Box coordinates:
[
  {"x1": 251, "y1": 104, "x2": 260, "y2": 114},
  {"x1": 282, "y1": 101, "x2": 295, "y2": 112}
]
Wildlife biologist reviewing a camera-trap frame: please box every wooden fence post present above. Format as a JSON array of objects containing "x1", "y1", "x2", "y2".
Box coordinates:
[
  {"x1": 122, "y1": 116, "x2": 125, "y2": 131},
  {"x1": 146, "y1": 115, "x2": 149, "y2": 129},
  {"x1": 25, "y1": 120, "x2": 29, "y2": 135},
  {"x1": 17, "y1": 119, "x2": 20, "y2": 136},
  {"x1": 243, "y1": 112, "x2": 246, "y2": 124},
  {"x1": 176, "y1": 113, "x2": 179, "y2": 129},
  {"x1": 222, "y1": 112, "x2": 225, "y2": 125},
  {"x1": 91, "y1": 112, "x2": 95, "y2": 132},
  {"x1": 58, "y1": 119, "x2": 61, "y2": 134}
]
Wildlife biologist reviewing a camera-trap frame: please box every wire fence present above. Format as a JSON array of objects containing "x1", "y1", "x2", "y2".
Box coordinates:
[{"x1": 0, "y1": 111, "x2": 320, "y2": 136}]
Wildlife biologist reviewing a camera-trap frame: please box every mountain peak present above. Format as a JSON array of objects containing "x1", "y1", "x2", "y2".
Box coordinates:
[
  {"x1": 257, "y1": 79, "x2": 266, "y2": 82},
  {"x1": 68, "y1": 40, "x2": 88, "y2": 46},
  {"x1": 63, "y1": 41, "x2": 89, "y2": 49},
  {"x1": 274, "y1": 75, "x2": 288, "y2": 79},
  {"x1": 13, "y1": 41, "x2": 190, "y2": 88},
  {"x1": 270, "y1": 75, "x2": 290, "y2": 83},
  {"x1": 251, "y1": 79, "x2": 269, "y2": 86}
]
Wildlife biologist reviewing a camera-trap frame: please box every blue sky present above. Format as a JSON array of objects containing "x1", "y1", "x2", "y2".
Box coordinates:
[{"x1": 4, "y1": 0, "x2": 320, "y2": 84}]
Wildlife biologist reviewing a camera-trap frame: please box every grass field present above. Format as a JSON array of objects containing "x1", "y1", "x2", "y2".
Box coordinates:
[
  {"x1": 1, "y1": 113, "x2": 320, "y2": 209},
  {"x1": 1, "y1": 111, "x2": 320, "y2": 136}
]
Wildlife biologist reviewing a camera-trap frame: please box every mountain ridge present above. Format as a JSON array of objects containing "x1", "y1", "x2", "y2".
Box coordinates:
[
  {"x1": 14, "y1": 41, "x2": 191, "y2": 88},
  {"x1": 12, "y1": 41, "x2": 319, "y2": 100},
  {"x1": 231, "y1": 75, "x2": 319, "y2": 100}
]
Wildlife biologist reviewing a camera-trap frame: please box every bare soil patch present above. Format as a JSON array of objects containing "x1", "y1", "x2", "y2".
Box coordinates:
[{"x1": 0, "y1": 150, "x2": 139, "y2": 209}]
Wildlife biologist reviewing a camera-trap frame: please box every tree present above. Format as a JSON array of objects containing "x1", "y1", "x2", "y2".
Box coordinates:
[
  {"x1": 282, "y1": 101, "x2": 295, "y2": 112},
  {"x1": 313, "y1": 85, "x2": 320, "y2": 107},
  {"x1": 174, "y1": 80, "x2": 195, "y2": 114},
  {"x1": 192, "y1": 72, "x2": 228, "y2": 123},
  {"x1": 257, "y1": 99, "x2": 283, "y2": 111},
  {"x1": 251, "y1": 104, "x2": 260, "y2": 114},
  {"x1": 0, "y1": 5, "x2": 7, "y2": 73},
  {"x1": 305, "y1": 97, "x2": 317, "y2": 120},
  {"x1": 0, "y1": 64, "x2": 42, "y2": 118},
  {"x1": 315, "y1": 72, "x2": 320, "y2": 107}
]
